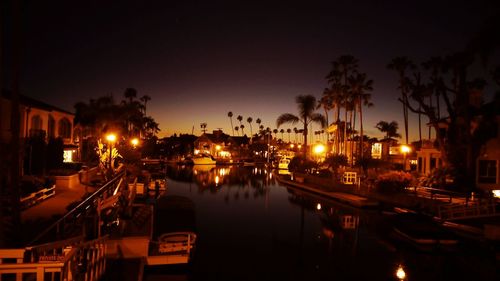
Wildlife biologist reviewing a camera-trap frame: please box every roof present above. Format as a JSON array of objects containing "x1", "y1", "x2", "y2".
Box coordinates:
[{"x1": 2, "y1": 90, "x2": 74, "y2": 115}]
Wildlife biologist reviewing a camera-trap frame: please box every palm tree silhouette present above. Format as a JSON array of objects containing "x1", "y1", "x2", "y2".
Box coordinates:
[
  {"x1": 387, "y1": 56, "x2": 416, "y2": 144},
  {"x1": 287, "y1": 128, "x2": 292, "y2": 142},
  {"x1": 237, "y1": 115, "x2": 243, "y2": 128},
  {"x1": 279, "y1": 129, "x2": 285, "y2": 141},
  {"x1": 234, "y1": 126, "x2": 240, "y2": 136},
  {"x1": 247, "y1": 117, "x2": 253, "y2": 136},
  {"x1": 240, "y1": 124, "x2": 245, "y2": 135},
  {"x1": 317, "y1": 90, "x2": 332, "y2": 141},
  {"x1": 376, "y1": 121, "x2": 401, "y2": 139},
  {"x1": 277, "y1": 95, "x2": 326, "y2": 157},
  {"x1": 327, "y1": 55, "x2": 358, "y2": 155},
  {"x1": 140, "y1": 95, "x2": 151, "y2": 115},
  {"x1": 228, "y1": 112, "x2": 234, "y2": 136},
  {"x1": 349, "y1": 72, "x2": 373, "y2": 159}
]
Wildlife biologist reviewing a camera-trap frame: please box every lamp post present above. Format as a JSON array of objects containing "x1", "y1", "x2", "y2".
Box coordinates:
[
  {"x1": 106, "y1": 133, "x2": 117, "y2": 170},
  {"x1": 396, "y1": 264, "x2": 406, "y2": 280},
  {"x1": 130, "y1": 137, "x2": 139, "y2": 148},
  {"x1": 401, "y1": 144, "x2": 411, "y2": 171}
]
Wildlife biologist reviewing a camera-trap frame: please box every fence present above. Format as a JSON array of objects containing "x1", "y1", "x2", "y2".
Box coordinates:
[
  {"x1": 28, "y1": 171, "x2": 127, "y2": 246},
  {"x1": 20, "y1": 185, "x2": 56, "y2": 210},
  {"x1": 0, "y1": 236, "x2": 107, "y2": 281},
  {"x1": 438, "y1": 201, "x2": 498, "y2": 220}
]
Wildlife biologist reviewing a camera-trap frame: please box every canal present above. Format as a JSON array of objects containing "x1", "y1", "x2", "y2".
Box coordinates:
[{"x1": 147, "y1": 165, "x2": 497, "y2": 281}]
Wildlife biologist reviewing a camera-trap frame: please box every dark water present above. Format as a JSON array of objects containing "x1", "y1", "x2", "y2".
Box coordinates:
[{"x1": 147, "y1": 165, "x2": 498, "y2": 281}]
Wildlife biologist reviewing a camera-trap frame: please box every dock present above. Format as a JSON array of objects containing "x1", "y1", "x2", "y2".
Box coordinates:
[{"x1": 275, "y1": 174, "x2": 378, "y2": 208}]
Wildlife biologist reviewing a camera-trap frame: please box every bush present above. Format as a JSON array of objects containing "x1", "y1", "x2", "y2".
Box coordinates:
[
  {"x1": 288, "y1": 156, "x2": 318, "y2": 174},
  {"x1": 375, "y1": 171, "x2": 413, "y2": 193}
]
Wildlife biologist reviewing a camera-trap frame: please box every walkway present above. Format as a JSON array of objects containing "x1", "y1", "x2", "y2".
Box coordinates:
[{"x1": 21, "y1": 183, "x2": 94, "y2": 222}]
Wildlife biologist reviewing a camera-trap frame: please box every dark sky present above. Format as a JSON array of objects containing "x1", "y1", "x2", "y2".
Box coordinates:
[{"x1": 3, "y1": 0, "x2": 499, "y2": 139}]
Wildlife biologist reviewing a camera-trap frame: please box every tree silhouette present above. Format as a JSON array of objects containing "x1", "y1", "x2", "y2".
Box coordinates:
[
  {"x1": 228, "y1": 112, "x2": 234, "y2": 136},
  {"x1": 277, "y1": 95, "x2": 326, "y2": 158}
]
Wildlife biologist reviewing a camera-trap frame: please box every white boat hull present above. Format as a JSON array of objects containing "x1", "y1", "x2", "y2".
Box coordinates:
[{"x1": 192, "y1": 157, "x2": 216, "y2": 165}]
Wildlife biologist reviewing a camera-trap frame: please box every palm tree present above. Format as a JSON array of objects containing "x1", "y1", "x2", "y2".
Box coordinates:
[
  {"x1": 237, "y1": 115, "x2": 243, "y2": 127},
  {"x1": 124, "y1": 88, "x2": 137, "y2": 103},
  {"x1": 240, "y1": 124, "x2": 245, "y2": 135},
  {"x1": 277, "y1": 95, "x2": 326, "y2": 158},
  {"x1": 228, "y1": 112, "x2": 234, "y2": 136},
  {"x1": 273, "y1": 129, "x2": 278, "y2": 140},
  {"x1": 317, "y1": 90, "x2": 332, "y2": 141},
  {"x1": 349, "y1": 72, "x2": 374, "y2": 159},
  {"x1": 234, "y1": 126, "x2": 240, "y2": 136},
  {"x1": 327, "y1": 55, "x2": 358, "y2": 155},
  {"x1": 140, "y1": 95, "x2": 151, "y2": 115},
  {"x1": 293, "y1": 127, "x2": 298, "y2": 143},
  {"x1": 279, "y1": 129, "x2": 285, "y2": 141},
  {"x1": 422, "y1": 56, "x2": 444, "y2": 139},
  {"x1": 247, "y1": 117, "x2": 253, "y2": 136},
  {"x1": 286, "y1": 128, "x2": 292, "y2": 142},
  {"x1": 376, "y1": 121, "x2": 401, "y2": 139},
  {"x1": 387, "y1": 57, "x2": 416, "y2": 144}
]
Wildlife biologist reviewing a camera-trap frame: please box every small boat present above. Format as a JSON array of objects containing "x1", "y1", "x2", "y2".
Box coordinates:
[
  {"x1": 242, "y1": 159, "x2": 256, "y2": 166},
  {"x1": 192, "y1": 153, "x2": 216, "y2": 165},
  {"x1": 391, "y1": 212, "x2": 458, "y2": 250},
  {"x1": 147, "y1": 195, "x2": 197, "y2": 266},
  {"x1": 278, "y1": 157, "x2": 291, "y2": 170},
  {"x1": 148, "y1": 179, "x2": 166, "y2": 191}
]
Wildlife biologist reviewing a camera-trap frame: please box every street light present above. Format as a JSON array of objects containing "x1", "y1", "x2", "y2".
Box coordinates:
[
  {"x1": 401, "y1": 144, "x2": 411, "y2": 171},
  {"x1": 313, "y1": 143, "x2": 326, "y2": 155},
  {"x1": 396, "y1": 264, "x2": 406, "y2": 280},
  {"x1": 130, "y1": 137, "x2": 139, "y2": 148},
  {"x1": 106, "y1": 133, "x2": 117, "y2": 170}
]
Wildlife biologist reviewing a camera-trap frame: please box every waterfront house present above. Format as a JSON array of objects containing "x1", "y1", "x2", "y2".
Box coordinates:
[{"x1": 1, "y1": 91, "x2": 77, "y2": 173}]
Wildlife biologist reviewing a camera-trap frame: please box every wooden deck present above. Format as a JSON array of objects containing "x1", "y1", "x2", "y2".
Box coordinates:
[{"x1": 275, "y1": 174, "x2": 378, "y2": 208}]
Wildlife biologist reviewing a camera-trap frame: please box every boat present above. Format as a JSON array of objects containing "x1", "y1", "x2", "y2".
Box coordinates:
[
  {"x1": 192, "y1": 153, "x2": 216, "y2": 165},
  {"x1": 242, "y1": 159, "x2": 256, "y2": 166},
  {"x1": 147, "y1": 195, "x2": 197, "y2": 266},
  {"x1": 148, "y1": 178, "x2": 166, "y2": 191},
  {"x1": 278, "y1": 157, "x2": 291, "y2": 170},
  {"x1": 391, "y1": 212, "x2": 458, "y2": 250}
]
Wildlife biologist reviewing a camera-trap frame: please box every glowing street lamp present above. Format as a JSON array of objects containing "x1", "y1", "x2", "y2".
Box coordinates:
[
  {"x1": 106, "y1": 133, "x2": 117, "y2": 170},
  {"x1": 401, "y1": 144, "x2": 411, "y2": 171},
  {"x1": 313, "y1": 143, "x2": 326, "y2": 155},
  {"x1": 396, "y1": 264, "x2": 406, "y2": 280},
  {"x1": 130, "y1": 137, "x2": 139, "y2": 148}
]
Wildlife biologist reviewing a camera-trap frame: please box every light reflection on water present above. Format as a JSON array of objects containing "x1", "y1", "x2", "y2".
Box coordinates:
[{"x1": 150, "y1": 165, "x2": 497, "y2": 281}]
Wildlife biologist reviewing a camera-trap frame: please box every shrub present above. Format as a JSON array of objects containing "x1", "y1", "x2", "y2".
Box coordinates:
[
  {"x1": 288, "y1": 156, "x2": 318, "y2": 174},
  {"x1": 375, "y1": 171, "x2": 413, "y2": 193}
]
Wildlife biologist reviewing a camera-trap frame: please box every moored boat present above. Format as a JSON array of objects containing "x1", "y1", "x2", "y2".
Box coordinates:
[
  {"x1": 391, "y1": 212, "x2": 458, "y2": 250},
  {"x1": 278, "y1": 157, "x2": 291, "y2": 170},
  {"x1": 192, "y1": 153, "x2": 216, "y2": 165},
  {"x1": 147, "y1": 195, "x2": 197, "y2": 266}
]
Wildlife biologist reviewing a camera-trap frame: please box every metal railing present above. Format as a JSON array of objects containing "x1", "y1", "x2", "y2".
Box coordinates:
[
  {"x1": 28, "y1": 171, "x2": 126, "y2": 246},
  {"x1": 438, "y1": 201, "x2": 498, "y2": 220},
  {"x1": 0, "y1": 235, "x2": 108, "y2": 281},
  {"x1": 20, "y1": 185, "x2": 56, "y2": 209},
  {"x1": 406, "y1": 186, "x2": 471, "y2": 204}
]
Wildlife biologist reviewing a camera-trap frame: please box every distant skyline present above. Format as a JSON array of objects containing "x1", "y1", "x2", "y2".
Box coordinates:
[{"x1": 2, "y1": 1, "x2": 499, "y2": 141}]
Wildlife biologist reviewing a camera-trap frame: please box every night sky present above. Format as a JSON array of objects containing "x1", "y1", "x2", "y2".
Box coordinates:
[{"x1": 3, "y1": 1, "x2": 499, "y2": 140}]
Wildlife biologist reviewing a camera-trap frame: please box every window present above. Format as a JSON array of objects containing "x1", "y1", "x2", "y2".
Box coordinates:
[
  {"x1": 478, "y1": 160, "x2": 497, "y2": 184},
  {"x1": 58, "y1": 118, "x2": 72, "y2": 139},
  {"x1": 31, "y1": 115, "x2": 42, "y2": 130},
  {"x1": 48, "y1": 115, "x2": 55, "y2": 138},
  {"x1": 430, "y1": 157, "x2": 437, "y2": 170}
]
